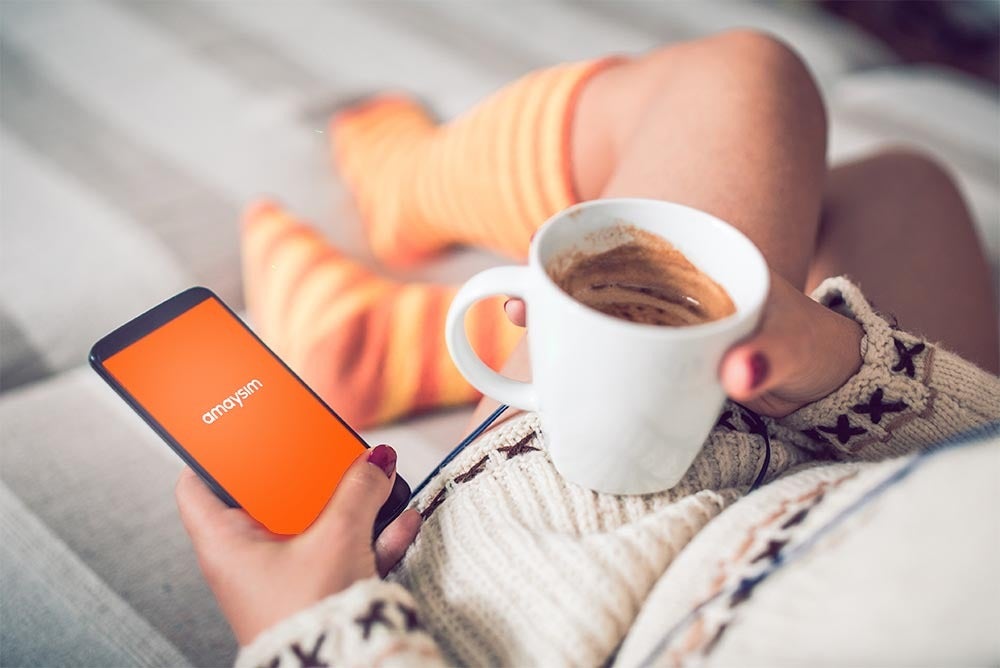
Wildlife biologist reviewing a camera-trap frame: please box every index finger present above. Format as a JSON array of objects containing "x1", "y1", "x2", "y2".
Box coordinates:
[{"x1": 504, "y1": 298, "x2": 526, "y2": 327}]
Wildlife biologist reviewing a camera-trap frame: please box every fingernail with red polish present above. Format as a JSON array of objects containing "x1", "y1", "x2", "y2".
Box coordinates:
[
  {"x1": 368, "y1": 444, "x2": 396, "y2": 478},
  {"x1": 503, "y1": 298, "x2": 512, "y2": 310},
  {"x1": 749, "y1": 352, "x2": 769, "y2": 390}
]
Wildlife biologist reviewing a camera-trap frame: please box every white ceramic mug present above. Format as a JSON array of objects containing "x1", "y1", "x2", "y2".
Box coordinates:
[{"x1": 446, "y1": 198, "x2": 769, "y2": 494}]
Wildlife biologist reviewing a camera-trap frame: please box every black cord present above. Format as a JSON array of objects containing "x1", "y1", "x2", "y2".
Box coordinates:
[
  {"x1": 748, "y1": 428, "x2": 772, "y2": 492},
  {"x1": 410, "y1": 404, "x2": 510, "y2": 500},
  {"x1": 737, "y1": 404, "x2": 772, "y2": 492}
]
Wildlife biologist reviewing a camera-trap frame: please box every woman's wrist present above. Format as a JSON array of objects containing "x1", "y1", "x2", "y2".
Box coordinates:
[
  {"x1": 718, "y1": 270, "x2": 866, "y2": 417},
  {"x1": 235, "y1": 578, "x2": 436, "y2": 668},
  {"x1": 781, "y1": 292, "x2": 865, "y2": 408},
  {"x1": 767, "y1": 276, "x2": 998, "y2": 460}
]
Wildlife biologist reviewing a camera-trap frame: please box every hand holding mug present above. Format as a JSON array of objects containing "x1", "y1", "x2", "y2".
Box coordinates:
[{"x1": 503, "y1": 270, "x2": 863, "y2": 418}]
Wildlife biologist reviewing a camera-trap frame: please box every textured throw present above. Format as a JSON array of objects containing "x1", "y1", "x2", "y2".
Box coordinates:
[{"x1": 235, "y1": 278, "x2": 1000, "y2": 667}]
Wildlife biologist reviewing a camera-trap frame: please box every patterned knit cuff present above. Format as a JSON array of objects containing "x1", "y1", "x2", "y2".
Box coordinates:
[
  {"x1": 771, "y1": 276, "x2": 1000, "y2": 460},
  {"x1": 235, "y1": 578, "x2": 442, "y2": 668}
]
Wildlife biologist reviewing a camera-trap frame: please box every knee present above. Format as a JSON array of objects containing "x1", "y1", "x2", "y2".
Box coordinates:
[
  {"x1": 710, "y1": 29, "x2": 803, "y2": 66},
  {"x1": 828, "y1": 147, "x2": 973, "y2": 237},
  {"x1": 867, "y1": 148, "x2": 960, "y2": 194},
  {"x1": 715, "y1": 30, "x2": 821, "y2": 101},
  {"x1": 649, "y1": 29, "x2": 826, "y2": 133}
]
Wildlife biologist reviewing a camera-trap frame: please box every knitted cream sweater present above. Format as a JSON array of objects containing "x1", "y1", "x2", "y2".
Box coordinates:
[{"x1": 235, "y1": 278, "x2": 1000, "y2": 667}]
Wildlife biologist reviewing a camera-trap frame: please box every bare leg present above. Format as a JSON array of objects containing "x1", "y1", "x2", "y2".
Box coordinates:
[
  {"x1": 811, "y1": 150, "x2": 999, "y2": 372},
  {"x1": 468, "y1": 32, "x2": 998, "y2": 426},
  {"x1": 470, "y1": 30, "x2": 832, "y2": 425},
  {"x1": 469, "y1": 150, "x2": 1000, "y2": 426},
  {"x1": 573, "y1": 31, "x2": 827, "y2": 289}
]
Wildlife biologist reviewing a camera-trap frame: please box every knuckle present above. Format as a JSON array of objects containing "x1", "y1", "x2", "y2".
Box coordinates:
[
  {"x1": 339, "y1": 464, "x2": 387, "y2": 499},
  {"x1": 345, "y1": 464, "x2": 379, "y2": 487},
  {"x1": 305, "y1": 515, "x2": 362, "y2": 554}
]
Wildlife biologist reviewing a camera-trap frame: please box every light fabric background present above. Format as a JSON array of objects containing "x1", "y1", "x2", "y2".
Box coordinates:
[{"x1": 1, "y1": 2, "x2": 997, "y2": 665}]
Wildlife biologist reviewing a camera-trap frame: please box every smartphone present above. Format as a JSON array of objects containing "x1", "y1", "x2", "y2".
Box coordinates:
[{"x1": 89, "y1": 286, "x2": 410, "y2": 536}]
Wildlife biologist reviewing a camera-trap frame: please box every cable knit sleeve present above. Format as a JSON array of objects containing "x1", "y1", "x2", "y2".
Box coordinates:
[
  {"x1": 234, "y1": 578, "x2": 446, "y2": 668},
  {"x1": 770, "y1": 276, "x2": 1000, "y2": 461}
]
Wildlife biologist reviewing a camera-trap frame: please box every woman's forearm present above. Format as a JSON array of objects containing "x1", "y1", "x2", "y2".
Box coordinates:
[
  {"x1": 772, "y1": 276, "x2": 1000, "y2": 459},
  {"x1": 235, "y1": 578, "x2": 446, "y2": 668}
]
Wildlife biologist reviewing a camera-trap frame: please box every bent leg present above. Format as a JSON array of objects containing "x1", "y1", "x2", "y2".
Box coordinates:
[
  {"x1": 572, "y1": 31, "x2": 828, "y2": 289},
  {"x1": 470, "y1": 152, "x2": 1000, "y2": 427},
  {"x1": 471, "y1": 31, "x2": 836, "y2": 424},
  {"x1": 810, "y1": 150, "x2": 999, "y2": 372},
  {"x1": 469, "y1": 38, "x2": 998, "y2": 429}
]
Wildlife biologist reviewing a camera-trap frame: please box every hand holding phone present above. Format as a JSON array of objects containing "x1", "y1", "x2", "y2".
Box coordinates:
[
  {"x1": 175, "y1": 448, "x2": 421, "y2": 646},
  {"x1": 90, "y1": 287, "x2": 410, "y2": 535}
]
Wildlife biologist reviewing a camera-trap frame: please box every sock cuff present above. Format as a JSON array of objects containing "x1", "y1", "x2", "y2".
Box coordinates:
[
  {"x1": 552, "y1": 57, "x2": 626, "y2": 206},
  {"x1": 516, "y1": 57, "x2": 625, "y2": 226},
  {"x1": 330, "y1": 57, "x2": 626, "y2": 264},
  {"x1": 434, "y1": 56, "x2": 624, "y2": 258}
]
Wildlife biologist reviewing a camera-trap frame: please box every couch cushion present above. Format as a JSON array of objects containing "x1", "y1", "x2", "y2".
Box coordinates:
[
  {"x1": 1, "y1": 482, "x2": 191, "y2": 667},
  {"x1": 0, "y1": 366, "x2": 236, "y2": 666},
  {"x1": 0, "y1": 131, "x2": 197, "y2": 392}
]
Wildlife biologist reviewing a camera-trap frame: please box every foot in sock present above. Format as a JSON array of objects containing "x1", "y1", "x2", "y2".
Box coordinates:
[
  {"x1": 331, "y1": 59, "x2": 618, "y2": 267},
  {"x1": 241, "y1": 200, "x2": 523, "y2": 427}
]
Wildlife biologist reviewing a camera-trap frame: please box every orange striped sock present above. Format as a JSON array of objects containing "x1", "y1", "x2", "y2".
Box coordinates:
[
  {"x1": 241, "y1": 201, "x2": 522, "y2": 428},
  {"x1": 332, "y1": 58, "x2": 619, "y2": 266}
]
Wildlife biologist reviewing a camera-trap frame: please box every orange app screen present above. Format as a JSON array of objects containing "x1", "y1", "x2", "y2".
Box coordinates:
[{"x1": 103, "y1": 297, "x2": 364, "y2": 534}]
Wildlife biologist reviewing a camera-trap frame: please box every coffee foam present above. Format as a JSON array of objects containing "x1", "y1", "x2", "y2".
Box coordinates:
[{"x1": 547, "y1": 224, "x2": 736, "y2": 327}]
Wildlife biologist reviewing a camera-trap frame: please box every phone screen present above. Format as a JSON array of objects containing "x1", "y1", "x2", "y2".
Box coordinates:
[{"x1": 102, "y1": 295, "x2": 367, "y2": 534}]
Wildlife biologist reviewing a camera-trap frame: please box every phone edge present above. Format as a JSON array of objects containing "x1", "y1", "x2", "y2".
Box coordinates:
[
  {"x1": 89, "y1": 348, "x2": 241, "y2": 508},
  {"x1": 88, "y1": 286, "x2": 411, "y2": 534}
]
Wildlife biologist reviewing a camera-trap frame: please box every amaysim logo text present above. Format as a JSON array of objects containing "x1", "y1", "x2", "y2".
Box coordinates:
[{"x1": 202, "y1": 379, "x2": 263, "y2": 424}]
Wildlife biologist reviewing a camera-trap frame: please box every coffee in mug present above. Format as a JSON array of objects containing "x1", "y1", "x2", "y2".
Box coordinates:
[{"x1": 547, "y1": 225, "x2": 735, "y2": 327}]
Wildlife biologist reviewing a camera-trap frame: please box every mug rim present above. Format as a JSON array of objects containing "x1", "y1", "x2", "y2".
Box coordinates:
[{"x1": 529, "y1": 197, "x2": 769, "y2": 340}]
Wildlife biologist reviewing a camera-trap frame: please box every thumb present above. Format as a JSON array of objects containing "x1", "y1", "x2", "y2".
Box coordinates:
[
  {"x1": 309, "y1": 444, "x2": 397, "y2": 541},
  {"x1": 719, "y1": 275, "x2": 862, "y2": 414},
  {"x1": 719, "y1": 274, "x2": 800, "y2": 401}
]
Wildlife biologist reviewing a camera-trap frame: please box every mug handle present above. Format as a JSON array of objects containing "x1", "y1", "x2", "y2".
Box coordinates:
[{"x1": 445, "y1": 266, "x2": 539, "y2": 411}]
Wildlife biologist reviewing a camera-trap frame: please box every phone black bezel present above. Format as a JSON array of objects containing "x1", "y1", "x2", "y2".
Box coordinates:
[{"x1": 89, "y1": 286, "x2": 411, "y2": 537}]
